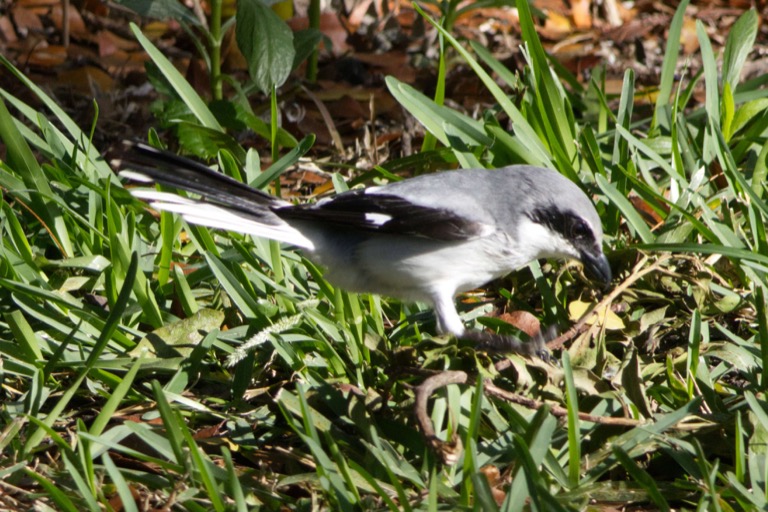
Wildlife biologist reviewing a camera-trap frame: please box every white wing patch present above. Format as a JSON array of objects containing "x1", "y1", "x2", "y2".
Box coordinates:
[{"x1": 365, "y1": 212, "x2": 392, "y2": 226}]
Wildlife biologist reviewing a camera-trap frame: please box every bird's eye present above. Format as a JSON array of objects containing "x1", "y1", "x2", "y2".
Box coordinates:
[{"x1": 571, "y1": 219, "x2": 590, "y2": 239}]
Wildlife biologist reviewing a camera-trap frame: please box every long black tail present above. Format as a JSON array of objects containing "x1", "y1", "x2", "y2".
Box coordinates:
[
  {"x1": 118, "y1": 143, "x2": 315, "y2": 249},
  {"x1": 120, "y1": 142, "x2": 280, "y2": 214}
]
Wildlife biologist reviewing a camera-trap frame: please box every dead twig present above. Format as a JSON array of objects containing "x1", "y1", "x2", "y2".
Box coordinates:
[
  {"x1": 413, "y1": 370, "x2": 467, "y2": 465},
  {"x1": 482, "y1": 380, "x2": 646, "y2": 427}
]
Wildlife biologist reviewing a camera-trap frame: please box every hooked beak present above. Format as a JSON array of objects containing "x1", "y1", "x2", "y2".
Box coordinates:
[{"x1": 580, "y1": 249, "x2": 612, "y2": 290}]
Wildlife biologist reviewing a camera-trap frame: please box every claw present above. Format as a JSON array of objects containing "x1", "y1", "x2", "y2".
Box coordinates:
[{"x1": 463, "y1": 329, "x2": 553, "y2": 362}]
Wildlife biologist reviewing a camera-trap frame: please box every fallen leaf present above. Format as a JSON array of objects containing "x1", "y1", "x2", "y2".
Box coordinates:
[
  {"x1": 50, "y1": 4, "x2": 87, "y2": 37},
  {"x1": 0, "y1": 15, "x2": 18, "y2": 43},
  {"x1": 569, "y1": 300, "x2": 624, "y2": 330},
  {"x1": 58, "y1": 65, "x2": 115, "y2": 94},
  {"x1": 542, "y1": 11, "x2": 572, "y2": 39},
  {"x1": 27, "y1": 44, "x2": 68, "y2": 67},
  {"x1": 12, "y1": 5, "x2": 43, "y2": 35},
  {"x1": 497, "y1": 310, "x2": 540, "y2": 337},
  {"x1": 680, "y1": 16, "x2": 699, "y2": 54},
  {"x1": 129, "y1": 308, "x2": 225, "y2": 358},
  {"x1": 571, "y1": 0, "x2": 592, "y2": 29}
]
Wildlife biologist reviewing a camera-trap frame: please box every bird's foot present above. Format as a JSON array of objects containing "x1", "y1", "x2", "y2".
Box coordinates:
[{"x1": 463, "y1": 325, "x2": 558, "y2": 363}]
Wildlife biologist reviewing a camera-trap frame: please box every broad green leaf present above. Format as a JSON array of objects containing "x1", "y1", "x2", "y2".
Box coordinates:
[{"x1": 236, "y1": 0, "x2": 295, "y2": 93}]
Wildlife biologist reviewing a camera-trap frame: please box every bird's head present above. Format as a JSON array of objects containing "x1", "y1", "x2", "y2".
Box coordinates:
[{"x1": 521, "y1": 196, "x2": 611, "y2": 289}]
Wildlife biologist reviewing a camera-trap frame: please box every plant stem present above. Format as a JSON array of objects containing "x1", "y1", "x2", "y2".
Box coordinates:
[
  {"x1": 209, "y1": 0, "x2": 223, "y2": 100},
  {"x1": 306, "y1": 0, "x2": 320, "y2": 82}
]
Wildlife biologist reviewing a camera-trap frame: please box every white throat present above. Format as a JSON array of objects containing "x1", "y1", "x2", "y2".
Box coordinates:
[{"x1": 516, "y1": 217, "x2": 579, "y2": 261}]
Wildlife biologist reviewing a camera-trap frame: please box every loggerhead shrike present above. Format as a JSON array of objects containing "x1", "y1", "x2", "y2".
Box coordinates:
[{"x1": 120, "y1": 143, "x2": 611, "y2": 358}]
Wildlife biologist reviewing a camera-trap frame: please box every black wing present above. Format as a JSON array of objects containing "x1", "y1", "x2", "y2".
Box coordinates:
[{"x1": 276, "y1": 190, "x2": 492, "y2": 241}]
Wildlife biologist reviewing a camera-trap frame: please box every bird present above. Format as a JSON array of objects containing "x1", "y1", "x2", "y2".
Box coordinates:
[{"x1": 119, "y1": 143, "x2": 611, "y2": 358}]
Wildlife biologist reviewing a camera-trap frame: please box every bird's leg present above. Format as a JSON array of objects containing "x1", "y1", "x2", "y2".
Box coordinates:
[
  {"x1": 432, "y1": 294, "x2": 553, "y2": 362},
  {"x1": 432, "y1": 293, "x2": 467, "y2": 337}
]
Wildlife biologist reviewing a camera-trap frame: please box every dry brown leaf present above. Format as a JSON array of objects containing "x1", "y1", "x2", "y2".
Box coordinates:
[
  {"x1": 480, "y1": 465, "x2": 507, "y2": 506},
  {"x1": 99, "y1": 29, "x2": 139, "y2": 52},
  {"x1": 80, "y1": 0, "x2": 109, "y2": 16},
  {"x1": 27, "y1": 44, "x2": 67, "y2": 67},
  {"x1": 497, "y1": 310, "x2": 541, "y2": 338},
  {"x1": 193, "y1": 420, "x2": 227, "y2": 440},
  {"x1": 603, "y1": 13, "x2": 666, "y2": 43},
  {"x1": 535, "y1": 0, "x2": 569, "y2": 15},
  {"x1": 0, "y1": 15, "x2": 17, "y2": 43},
  {"x1": 100, "y1": 50, "x2": 148, "y2": 75},
  {"x1": 542, "y1": 11, "x2": 573, "y2": 39},
  {"x1": 58, "y1": 66, "x2": 115, "y2": 94},
  {"x1": 354, "y1": 51, "x2": 417, "y2": 83},
  {"x1": 571, "y1": 0, "x2": 592, "y2": 29},
  {"x1": 630, "y1": 194, "x2": 665, "y2": 226},
  {"x1": 12, "y1": 5, "x2": 44, "y2": 34},
  {"x1": 96, "y1": 30, "x2": 118, "y2": 58},
  {"x1": 295, "y1": 170, "x2": 328, "y2": 185},
  {"x1": 680, "y1": 16, "x2": 699, "y2": 54},
  {"x1": 17, "y1": 0, "x2": 58, "y2": 8},
  {"x1": 50, "y1": 4, "x2": 87, "y2": 37},
  {"x1": 327, "y1": 94, "x2": 370, "y2": 120}
]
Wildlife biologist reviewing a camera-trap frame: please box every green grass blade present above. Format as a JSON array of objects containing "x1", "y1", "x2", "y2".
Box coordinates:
[
  {"x1": 595, "y1": 174, "x2": 654, "y2": 243},
  {"x1": 24, "y1": 470, "x2": 80, "y2": 512},
  {"x1": 516, "y1": 0, "x2": 577, "y2": 168},
  {"x1": 562, "y1": 352, "x2": 581, "y2": 487},
  {"x1": 150, "y1": 380, "x2": 188, "y2": 466},
  {"x1": 697, "y1": 20, "x2": 720, "y2": 126},
  {"x1": 222, "y1": 446, "x2": 248, "y2": 512},
  {"x1": 101, "y1": 452, "x2": 139, "y2": 512},
  {"x1": 385, "y1": 76, "x2": 491, "y2": 149},
  {"x1": 653, "y1": 0, "x2": 690, "y2": 131},
  {"x1": 0, "y1": 56, "x2": 114, "y2": 179},
  {"x1": 89, "y1": 359, "x2": 142, "y2": 437},
  {"x1": 5, "y1": 309, "x2": 44, "y2": 363},
  {"x1": 177, "y1": 408, "x2": 226, "y2": 512},
  {"x1": 722, "y1": 9, "x2": 758, "y2": 91},
  {"x1": 130, "y1": 23, "x2": 223, "y2": 131}
]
